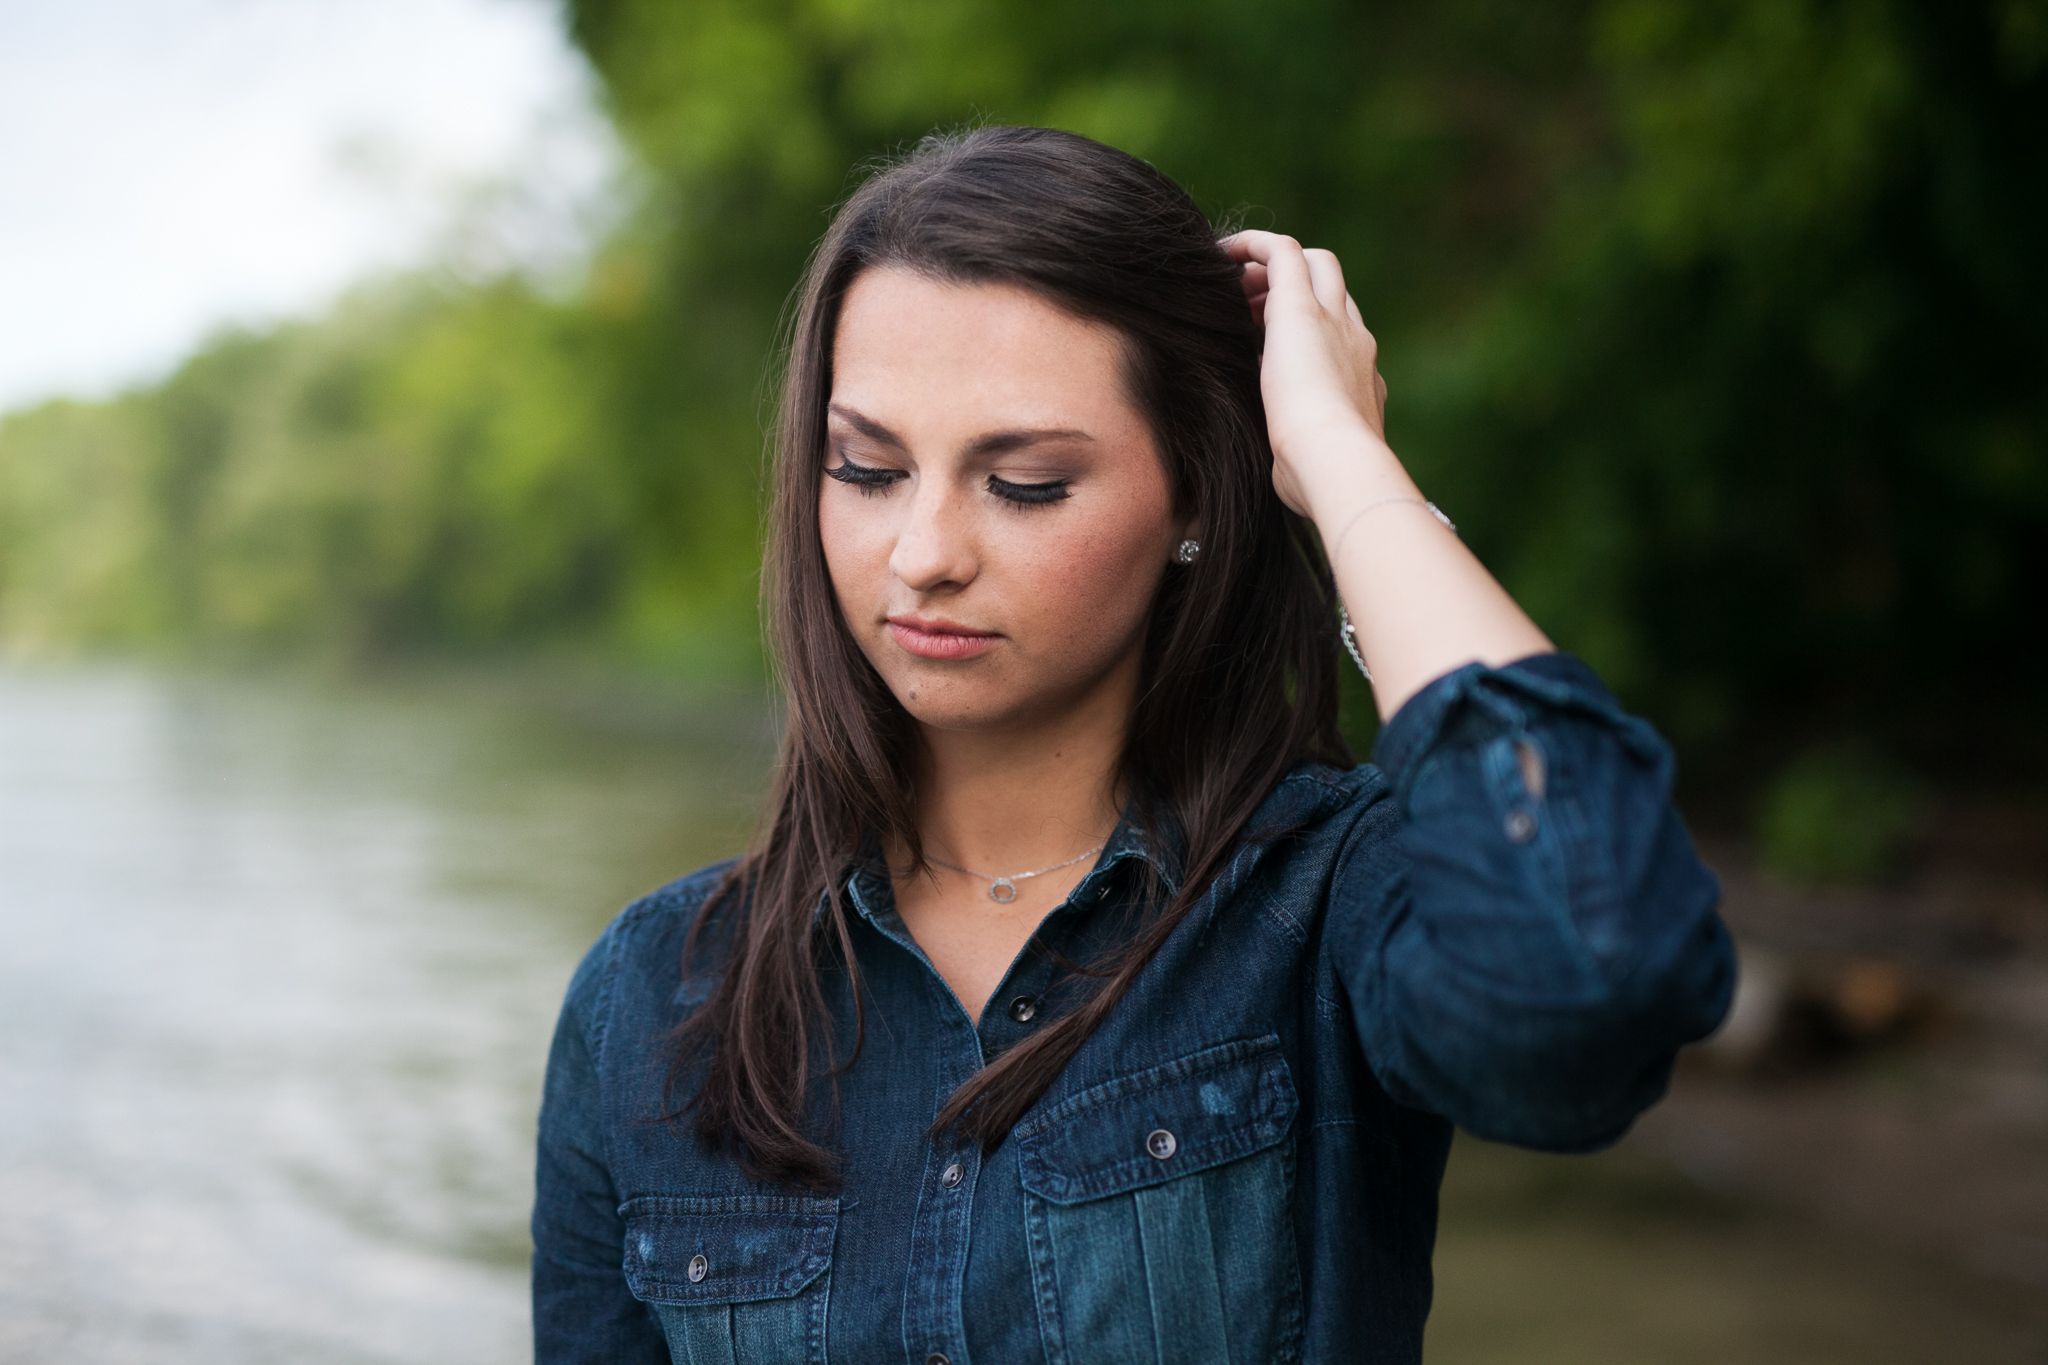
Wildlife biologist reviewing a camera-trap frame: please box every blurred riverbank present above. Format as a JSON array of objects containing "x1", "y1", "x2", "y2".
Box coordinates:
[
  {"x1": 1433, "y1": 1127, "x2": 2042, "y2": 1364},
  {"x1": 0, "y1": 662, "x2": 2038, "y2": 1363},
  {"x1": 1436, "y1": 817, "x2": 2048, "y2": 1363}
]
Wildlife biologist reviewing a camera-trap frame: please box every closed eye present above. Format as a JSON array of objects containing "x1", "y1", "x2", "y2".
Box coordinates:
[
  {"x1": 825, "y1": 454, "x2": 907, "y2": 495},
  {"x1": 987, "y1": 474, "x2": 1070, "y2": 506}
]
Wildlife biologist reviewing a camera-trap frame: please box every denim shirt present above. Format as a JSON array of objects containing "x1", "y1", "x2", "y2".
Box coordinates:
[{"x1": 532, "y1": 654, "x2": 1735, "y2": 1365}]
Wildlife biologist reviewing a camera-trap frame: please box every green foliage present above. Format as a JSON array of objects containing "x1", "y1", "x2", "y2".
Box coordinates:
[
  {"x1": 0, "y1": 279, "x2": 637, "y2": 659},
  {"x1": 1417, "y1": 0, "x2": 2048, "y2": 764},
  {"x1": 2, "y1": 0, "x2": 2043, "y2": 771},
  {"x1": 0, "y1": 396, "x2": 173, "y2": 645},
  {"x1": 1757, "y1": 744, "x2": 1922, "y2": 885}
]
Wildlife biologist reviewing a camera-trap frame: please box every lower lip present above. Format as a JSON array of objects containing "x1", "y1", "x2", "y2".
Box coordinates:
[{"x1": 888, "y1": 621, "x2": 1001, "y2": 660}]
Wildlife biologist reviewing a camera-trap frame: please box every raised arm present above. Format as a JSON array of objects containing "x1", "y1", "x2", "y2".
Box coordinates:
[
  {"x1": 1222, "y1": 230, "x2": 1551, "y2": 717},
  {"x1": 1223, "y1": 231, "x2": 1735, "y2": 1143}
]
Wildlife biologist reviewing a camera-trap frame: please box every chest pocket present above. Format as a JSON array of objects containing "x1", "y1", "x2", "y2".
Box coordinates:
[
  {"x1": 1014, "y1": 1036, "x2": 1302, "y2": 1365},
  {"x1": 620, "y1": 1195, "x2": 836, "y2": 1365}
]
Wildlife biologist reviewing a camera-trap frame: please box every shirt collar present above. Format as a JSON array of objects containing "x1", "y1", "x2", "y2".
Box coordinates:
[{"x1": 831, "y1": 804, "x2": 1180, "y2": 933}]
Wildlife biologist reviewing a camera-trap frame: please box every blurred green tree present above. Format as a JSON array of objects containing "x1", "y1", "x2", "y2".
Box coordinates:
[
  {"x1": 1418, "y1": 0, "x2": 2048, "y2": 776},
  {"x1": 0, "y1": 280, "x2": 633, "y2": 658}
]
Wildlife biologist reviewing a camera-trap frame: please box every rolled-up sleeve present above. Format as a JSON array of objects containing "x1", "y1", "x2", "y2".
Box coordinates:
[
  {"x1": 1330, "y1": 653, "x2": 1735, "y2": 1151},
  {"x1": 532, "y1": 932, "x2": 668, "y2": 1364}
]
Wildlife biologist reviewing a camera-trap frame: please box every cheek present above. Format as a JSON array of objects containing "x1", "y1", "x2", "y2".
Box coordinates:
[
  {"x1": 1003, "y1": 506, "x2": 1170, "y2": 656},
  {"x1": 817, "y1": 493, "x2": 891, "y2": 604}
]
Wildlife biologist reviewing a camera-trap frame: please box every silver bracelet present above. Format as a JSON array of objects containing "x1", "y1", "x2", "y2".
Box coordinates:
[
  {"x1": 1328, "y1": 498, "x2": 1456, "y2": 685},
  {"x1": 1338, "y1": 604, "x2": 1371, "y2": 682},
  {"x1": 1327, "y1": 496, "x2": 1456, "y2": 566}
]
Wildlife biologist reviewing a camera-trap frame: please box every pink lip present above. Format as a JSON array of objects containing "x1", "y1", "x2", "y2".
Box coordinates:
[{"x1": 887, "y1": 614, "x2": 1001, "y2": 660}]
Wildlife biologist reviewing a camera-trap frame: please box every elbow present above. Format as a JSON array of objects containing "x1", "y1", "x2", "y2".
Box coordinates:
[
  {"x1": 1453, "y1": 959, "x2": 1734, "y2": 1152},
  {"x1": 1453, "y1": 1053, "x2": 1677, "y2": 1154},
  {"x1": 1379, "y1": 900, "x2": 1738, "y2": 1152},
  {"x1": 1488, "y1": 816, "x2": 1737, "y2": 1147}
]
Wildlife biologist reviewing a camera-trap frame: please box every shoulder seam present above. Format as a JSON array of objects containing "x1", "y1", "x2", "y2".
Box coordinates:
[{"x1": 585, "y1": 857, "x2": 743, "y2": 1064}]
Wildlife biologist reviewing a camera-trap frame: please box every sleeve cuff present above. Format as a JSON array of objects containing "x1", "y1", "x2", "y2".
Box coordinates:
[{"x1": 1370, "y1": 652, "x2": 1645, "y2": 795}]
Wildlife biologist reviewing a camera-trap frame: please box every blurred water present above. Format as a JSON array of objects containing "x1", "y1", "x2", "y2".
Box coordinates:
[{"x1": 0, "y1": 666, "x2": 766, "y2": 1364}]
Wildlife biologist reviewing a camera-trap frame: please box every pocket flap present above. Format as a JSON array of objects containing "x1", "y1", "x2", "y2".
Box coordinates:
[
  {"x1": 1015, "y1": 1036, "x2": 1298, "y2": 1205},
  {"x1": 619, "y1": 1195, "x2": 837, "y2": 1305}
]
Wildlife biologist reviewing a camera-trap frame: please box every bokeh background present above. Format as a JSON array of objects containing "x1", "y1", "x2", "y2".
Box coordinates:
[{"x1": 1, "y1": 1, "x2": 2043, "y2": 1360}]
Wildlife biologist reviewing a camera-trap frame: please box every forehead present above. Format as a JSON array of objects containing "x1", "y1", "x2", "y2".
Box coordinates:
[{"x1": 830, "y1": 267, "x2": 1136, "y2": 429}]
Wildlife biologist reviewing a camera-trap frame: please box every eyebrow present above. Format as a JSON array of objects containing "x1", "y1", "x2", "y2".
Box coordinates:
[{"x1": 827, "y1": 402, "x2": 1094, "y2": 457}]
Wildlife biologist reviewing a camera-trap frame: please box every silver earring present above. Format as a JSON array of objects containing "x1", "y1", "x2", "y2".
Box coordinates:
[{"x1": 1175, "y1": 539, "x2": 1201, "y2": 564}]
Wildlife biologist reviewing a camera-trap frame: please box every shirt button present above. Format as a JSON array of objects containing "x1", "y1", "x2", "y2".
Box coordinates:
[
  {"x1": 1008, "y1": 995, "x2": 1037, "y2": 1023},
  {"x1": 940, "y1": 1161, "x2": 964, "y2": 1189},
  {"x1": 927, "y1": 1354, "x2": 951, "y2": 1365},
  {"x1": 1146, "y1": 1128, "x2": 1177, "y2": 1160},
  {"x1": 687, "y1": 1254, "x2": 708, "y2": 1283},
  {"x1": 1505, "y1": 807, "x2": 1538, "y2": 843}
]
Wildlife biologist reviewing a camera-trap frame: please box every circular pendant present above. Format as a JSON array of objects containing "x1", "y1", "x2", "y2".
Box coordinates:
[{"x1": 987, "y1": 878, "x2": 1018, "y2": 903}]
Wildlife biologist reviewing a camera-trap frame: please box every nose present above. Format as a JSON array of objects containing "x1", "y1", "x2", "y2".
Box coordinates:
[{"x1": 888, "y1": 478, "x2": 979, "y2": 593}]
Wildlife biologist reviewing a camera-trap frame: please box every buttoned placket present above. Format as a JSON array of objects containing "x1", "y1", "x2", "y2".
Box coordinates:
[
  {"x1": 843, "y1": 867, "x2": 982, "y2": 1365},
  {"x1": 842, "y1": 840, "x2": 1159, "y2": 1365}
]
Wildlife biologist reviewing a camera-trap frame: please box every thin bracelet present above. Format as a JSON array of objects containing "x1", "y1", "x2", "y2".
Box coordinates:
[
  {"x1": 1329, "y1": 498, "x2": 1456, "y2": 685},
  {"x1": 1326, "y1": 496, "x2": 1456, "y2": 567},
  {"x1": 1338, "y1": 604, "x2": 1372, "y2": 682}
]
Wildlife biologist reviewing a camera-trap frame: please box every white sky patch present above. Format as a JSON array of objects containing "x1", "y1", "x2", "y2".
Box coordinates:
[{"x1": 0, "y1": 0, "x2": 624, "y2": 412}]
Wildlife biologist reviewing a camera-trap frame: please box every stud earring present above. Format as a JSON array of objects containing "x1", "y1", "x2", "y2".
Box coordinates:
[{"x1": 1175, "y1": 539, "x2": 1201, "y2": 564}]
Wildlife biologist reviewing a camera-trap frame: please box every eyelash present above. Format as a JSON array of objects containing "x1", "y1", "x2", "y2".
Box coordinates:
[
  {"x1": 987, "y1": 474, "x2": 1070, "y2": 506},
  {"x1": 825, "y1": 454, "x2": 1071, "y2": 507},
  {"x1": 824, "y1": 456, "x2": 903, "y2": 496}
]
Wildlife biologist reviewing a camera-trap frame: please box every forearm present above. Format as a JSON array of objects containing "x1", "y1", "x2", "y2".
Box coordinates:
[{"x1": 1295, "y1": 421, "x2": 1552, "y2": 718}]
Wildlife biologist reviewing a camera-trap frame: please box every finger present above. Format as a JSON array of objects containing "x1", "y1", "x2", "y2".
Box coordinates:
[
  {"x1": 1238, "y1": 262, "x2": 1269, "y2": 300},
  {"x1": 1245, "y1": 290, "x2": 1269, "y2": 326},
  {"x1": 1223, "y1": 231, "x2": 1317, "y2": 320},
  {"x1": 1344, "y1": 294, "x2": 1363, "y2": 326},
  {"x1": 1302, "y1": 248, "x2": 1347, "y2": 313},
  {"x1": 1253, "y1": 235, "x2": 1317, "y2": 313},
  {"x1": 1220, "y1": 230, "x2": 1313, "y2": 278},
  {"x1": 1220, "y1": 230, "x2": 1287, "y2": 265}
]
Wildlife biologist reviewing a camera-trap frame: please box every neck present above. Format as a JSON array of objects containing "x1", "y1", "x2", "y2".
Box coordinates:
[{"x1": 908, "y1": 663, "x2": 1133, "y2": 875}]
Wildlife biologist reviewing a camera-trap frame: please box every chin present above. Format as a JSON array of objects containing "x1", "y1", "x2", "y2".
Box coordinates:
[
  {"x1": 888, "y1": 664, "x2": 1116, "y2": 738},
  {"x1": 888, "y1": 677, "x2": 1026, "y2": 733}
]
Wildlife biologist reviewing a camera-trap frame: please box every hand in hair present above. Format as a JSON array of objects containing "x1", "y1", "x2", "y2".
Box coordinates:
[
  {"x1": 1221, "y1": 230, "x2": 1390, "y2": 517},
  {"x1": 1223, "y1": 229, "x2": 1553, "y2": 718}
]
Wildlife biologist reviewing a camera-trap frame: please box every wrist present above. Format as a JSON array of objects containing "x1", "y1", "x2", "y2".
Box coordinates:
[{"x1": 1281, "y1": 424, "x2": 1416, "y2": 528}]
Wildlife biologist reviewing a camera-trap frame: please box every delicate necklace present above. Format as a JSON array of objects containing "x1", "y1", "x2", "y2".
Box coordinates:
[{"x1": 925, "y1": 844, "x2": 1106, "y2": 903}]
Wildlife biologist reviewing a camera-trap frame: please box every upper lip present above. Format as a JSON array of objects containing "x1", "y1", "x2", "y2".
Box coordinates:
[{"x1": 887, "y1": 613, "x2": 999, "y2": 637}]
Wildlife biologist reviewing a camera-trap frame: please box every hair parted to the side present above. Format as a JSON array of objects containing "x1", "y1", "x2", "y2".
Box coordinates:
[{"x1": 671, "y1": 125, "x2": 1351, "y2": 1191}]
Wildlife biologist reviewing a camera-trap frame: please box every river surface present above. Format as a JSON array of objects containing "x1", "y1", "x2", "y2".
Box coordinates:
[{"x1": 0, "y1": 665, "x2": 768, "y2": 1364}]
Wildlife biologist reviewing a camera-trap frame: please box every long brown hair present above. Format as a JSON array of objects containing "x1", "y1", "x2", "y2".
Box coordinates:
[{"x1": 675, "y1": 126, "x2": 1350, "y2": 1191}]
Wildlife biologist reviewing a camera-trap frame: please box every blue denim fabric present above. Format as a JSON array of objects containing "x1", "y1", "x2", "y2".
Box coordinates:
[{"x1": 533, "y1": 654, "x2": 1735, "y2": 1364}]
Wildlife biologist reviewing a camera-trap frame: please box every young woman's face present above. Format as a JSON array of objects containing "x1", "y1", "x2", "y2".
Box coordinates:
[{"x1": 821, "y1": 267, "x2": 1185, "y2": 736}]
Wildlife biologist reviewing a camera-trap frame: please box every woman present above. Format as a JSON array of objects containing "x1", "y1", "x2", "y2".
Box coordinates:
[{"x1": 533, "y1": 126, "x2": 1734, "y2": 1365}]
